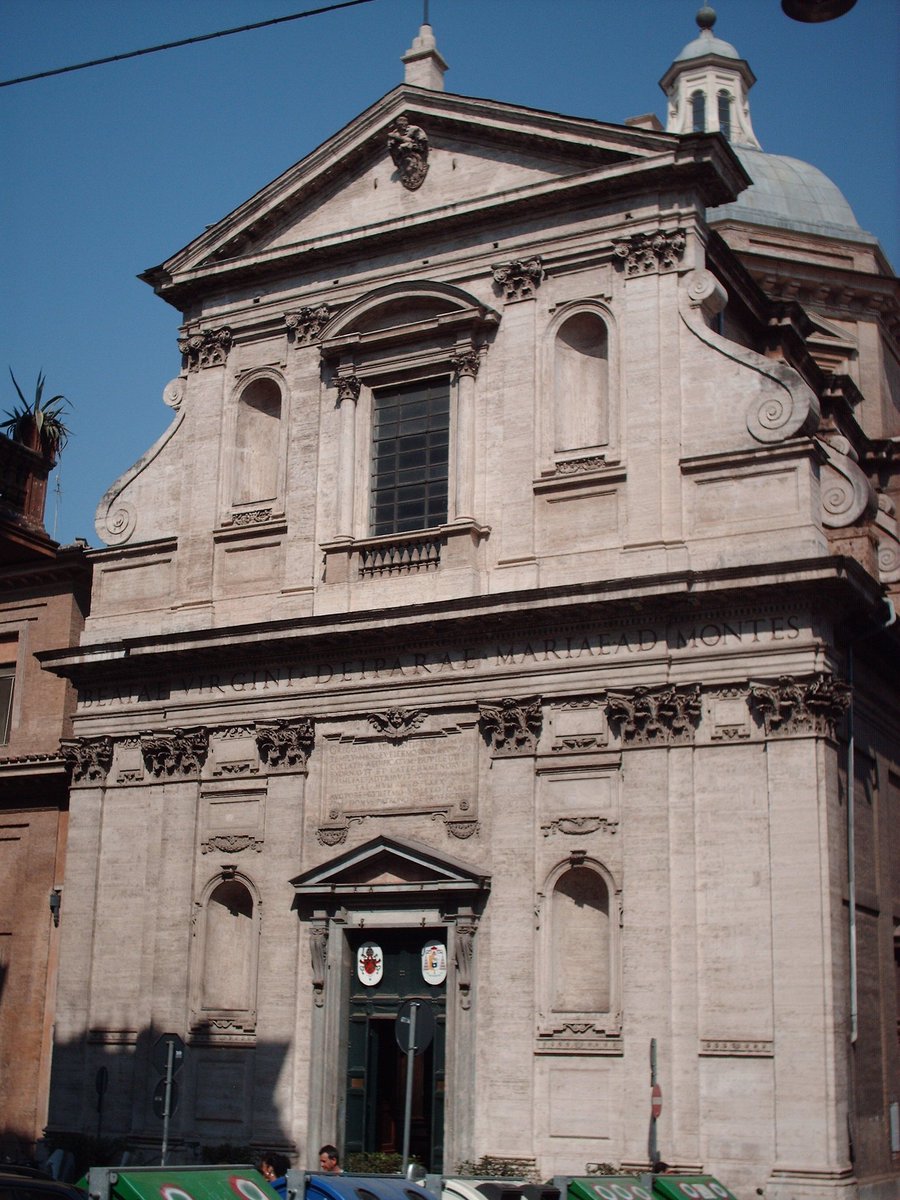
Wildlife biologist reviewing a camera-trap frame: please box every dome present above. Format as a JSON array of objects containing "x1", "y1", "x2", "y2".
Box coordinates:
[
  {"x1": 674, "y1": 29, "x2": 740, "y2": 63},
  {"x1": 673, "y1": 5, "x2": 740, "y2": 62},
  {"x1": 711, "y1": 145, "x2": 874, "y2": 243}
]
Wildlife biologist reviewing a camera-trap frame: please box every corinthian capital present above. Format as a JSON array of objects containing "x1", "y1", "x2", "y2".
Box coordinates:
[
  {"x1": 141, "y1": 728, "x2": 209, "y2": 778},
  {"x1": 61, "y1": 737, "x2": 113, "y2": 784},
  {"x1": 177, "y1": 327, "x2": 233, "y2": 372}
]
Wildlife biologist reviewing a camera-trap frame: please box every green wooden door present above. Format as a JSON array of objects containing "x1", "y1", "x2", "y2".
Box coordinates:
[{"x1": 343, "y1": 929, "x2": 446, "y2": 1171}]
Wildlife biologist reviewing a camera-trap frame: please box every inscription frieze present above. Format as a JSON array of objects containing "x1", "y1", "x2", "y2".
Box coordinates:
[{"x1": 75, "y1": 613, "x2": 809, "y2": 712}]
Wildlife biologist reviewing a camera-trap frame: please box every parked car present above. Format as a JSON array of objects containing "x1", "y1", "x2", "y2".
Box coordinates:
[{"x1": 0, "y1": 1169, "x2": 86, "y2": 1200}]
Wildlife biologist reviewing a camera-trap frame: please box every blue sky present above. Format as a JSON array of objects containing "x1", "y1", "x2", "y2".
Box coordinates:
[{"x1": 2, "y1": 0, "x2": 897, "y2": 548}]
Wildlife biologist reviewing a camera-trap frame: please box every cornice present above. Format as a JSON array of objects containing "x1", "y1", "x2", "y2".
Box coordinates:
[{"x1": 37, "y1": 556, "x2": 887, "y2": 686}]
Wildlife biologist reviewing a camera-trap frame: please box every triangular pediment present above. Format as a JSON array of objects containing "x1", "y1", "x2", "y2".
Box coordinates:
[
  {"x1": 143, "y1": 86, "x2": 693, "y2": 305},
  {"x1": 291, "y1": 835, "x2": 490, "y2": 899}
]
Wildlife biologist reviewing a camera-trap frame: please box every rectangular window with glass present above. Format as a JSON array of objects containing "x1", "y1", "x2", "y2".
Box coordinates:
[
  {"x1": 0, "y1": 664, "x2": 15, "y2": 745},
  {"x1": 370, "y1": 377, "x2": 450, "y2": 536}
]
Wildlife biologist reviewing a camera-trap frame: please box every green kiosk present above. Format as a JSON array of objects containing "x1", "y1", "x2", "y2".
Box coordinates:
[
  {"x1": 565, "y1": 1176, "x2": 740, "y2": 1200},
  {"x1": 83, "y1": 1165, "x2": 279, "y2": 1200}
]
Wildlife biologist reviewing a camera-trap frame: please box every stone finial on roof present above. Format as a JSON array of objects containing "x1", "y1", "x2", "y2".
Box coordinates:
[{"x1": 402, "y1": 23, "x2": 448, "y2": 91}]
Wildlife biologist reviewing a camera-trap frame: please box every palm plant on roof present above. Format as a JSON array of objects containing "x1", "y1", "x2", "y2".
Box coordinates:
[{"x1": 2, "y1": 369, "x2": 72, "y2": 462}]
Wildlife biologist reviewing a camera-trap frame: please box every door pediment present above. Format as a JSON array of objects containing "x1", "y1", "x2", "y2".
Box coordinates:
[{"x1": 291, "y1": 834, "x2": 490, "y2": 908}]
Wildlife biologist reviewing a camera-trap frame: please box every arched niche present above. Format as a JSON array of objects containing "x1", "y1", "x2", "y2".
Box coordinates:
[
  {"x1": 553, "y1": 311, "x2": 610, "y2": 454},
  {"x1": 232, "y1": 373, "x2": 283, "y2": 506},
  {"x1": 192, "y1": 870, "x2": 261, "y2": 1037},
  {"x1": 537, "y1": 856, "x2": 620, "y2": 1034}
]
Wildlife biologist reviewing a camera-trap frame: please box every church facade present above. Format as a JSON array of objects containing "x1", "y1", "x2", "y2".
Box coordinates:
[{"x1": 43, "y1": 15, "x2": 899, "y2": 1200}]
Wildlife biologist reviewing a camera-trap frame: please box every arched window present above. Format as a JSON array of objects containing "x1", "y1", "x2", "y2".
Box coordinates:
[
  {"x1": 717, "y1": 91, "x2": 732, "y2": 141},
  {"x1": 233, "y1": 375, "x2": 282, "y2": 505},
  {"x1": 553, "y1": 312, "x2": 609, "y2": 453},
  {"x1": 691, "y1": 90, "x2": 706, "y2": 133},
  {"x1": 551, "y1": 865, "x2": 611, "y2": 1012}
]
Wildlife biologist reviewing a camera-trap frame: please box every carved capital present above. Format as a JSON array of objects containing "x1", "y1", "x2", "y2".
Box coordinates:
[
  {"x1": 451, "y1": 348, "x2": 482, "y2": 379},
  {"x1": 62, "y1": 737, "x2": 113, "y2": 784},
  {"x1": 285, "y1": 304, "x2": 331, "y2": 344},
  {"x1": 140, "y1": 728, "x2": 208, "y2": 778},
  {"x1": 479, "y1": 696, "x2": 542, "y2": 755},
  {"x1": 178, "y1": 327, "x2": 233, "y2": 372},
  {"x1": 387, "y1": 117, "x2": 429, "y2": 190},
  {"x1": 256, "y1": 717, "x2": 314, "y2": 771},
  {"x1": 368, "y1": 709, "x2": 426, "y2": 741},
  {"x1": 335, "y1": 374, "x2": 361, "y2": 405},
  {"x1": 613, "y1": 229, "x2": 685, "y2": 275},
  {"x1": 606, "y1": 684, "x2": 701, "y2": 745},
  {"x1": 492, "y1": 257, "x2": 543, "y2": 301},
  {"x1": 748, "y1": 674, "x2": 850, "y2": 738}
]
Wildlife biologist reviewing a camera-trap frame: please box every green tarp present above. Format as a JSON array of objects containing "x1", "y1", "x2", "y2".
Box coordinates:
[
  {"x1": 568, "y1": 1180, "x2": 653, "y2": 1200},
  {"x1": 651, "y1": 1180, "x2": 739, "y2": 1200},
  {"x1": 85, "y1": 1166, "x2": 280, "y2": 1200}
]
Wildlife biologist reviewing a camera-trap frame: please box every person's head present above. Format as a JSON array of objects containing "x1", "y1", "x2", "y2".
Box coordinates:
[
  {"x1": 318, "y1": 1145, "x2": 340, "y2": 1173},
  {"x1": 260, "y1": 1151, "x2": 290, "y2": 1181},
  {"x1": 652, "y1": 1162, "x2": 671, "y2": 1175}
]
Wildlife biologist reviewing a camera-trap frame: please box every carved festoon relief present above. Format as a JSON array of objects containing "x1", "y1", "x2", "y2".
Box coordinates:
[
  {"x1": 178, "y1": 327, "x2": 233, "y2": 372},
  {"x1": 818, "y1": 436, "x2": 878, "y2": 528},
  {"x1": 554, "y1": 456, "x2": 606, "y2": 476},
  {"x1": 606, "y1": 684, "x2": 701, "y2": 745},
  {"x1": 310, "y1": 923, "x2": 328, "y2": 1007},
  {"x1": 541, "y1": 816, "x2": 619, "y2": 837},
  {"x1": 141, "y1": 728, "x2": 209, "y2": 778},
  {"x1": 368, "y1": 709, "x2": 427, "y2": 741},
  {"x1": 479, "y1": 697, "x2": 543, "y2": 755},
  {"x1": 285, "y1": 304, "x2": 332, "y2": 344},
  {"x1": 444, "y1": 819, "x2": 480, "y2": 839},
  {"x1": 492, "y1": 257, "x2": 543, "y2": 301},
  {"x1": 62, "y1": 737, "x2": 113, "y2": 784},
  {"x1": 200, "y1": 835, "x2": 263, "y2": 855},
  {"x1": 316, "y1": 826, "x2": 349, "y2": 847},
  {"x1": 255, "y1": 718, "x2": 315, "y2": 771},
  {"x1": 231, "y1": 509, "x2": 273, "y2": 527},
  {"x1": 748, "y1": 674, "x2": 850, "y2": 738},
  {"x1": 387, "y1": 116, "x2": 429, "y2": 190},
  {"x1": 612, "y1": 229, "x2": 686, "y2": 275},
  {"x1": 549, "y1": 698, "x2": 608, "y2": 753}
]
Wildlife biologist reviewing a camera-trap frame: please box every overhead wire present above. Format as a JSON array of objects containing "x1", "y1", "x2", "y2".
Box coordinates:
[{"x1": 0, "y1": 0, "x2": 376, "y2": 89}]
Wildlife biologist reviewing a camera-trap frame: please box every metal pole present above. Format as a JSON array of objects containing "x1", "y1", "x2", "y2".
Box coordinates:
[
  {"x1": 161, "y1": 1037, "x2": 175, "y2": 1166},
  {"x1": 401, "y1": 1002, "x2": 419, "y2": 1176},
  {"x1": 648, "y1": 1038, "x2": 658, "y2": 1168}
]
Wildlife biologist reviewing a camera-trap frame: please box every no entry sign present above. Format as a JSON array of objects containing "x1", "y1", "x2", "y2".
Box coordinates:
[{"x1": 651, "y1": 1083, "x2": 663, "y2": 1120}]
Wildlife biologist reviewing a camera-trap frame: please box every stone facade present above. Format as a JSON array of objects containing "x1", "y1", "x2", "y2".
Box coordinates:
[{"x1": 42, "y1": 18, "x2": 898, "y2": 1200}]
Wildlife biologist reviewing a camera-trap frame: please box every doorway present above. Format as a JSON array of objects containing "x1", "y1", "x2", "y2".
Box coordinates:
[{"x1": 344, "y1": 929, "x2": 446, "y2": 1171}]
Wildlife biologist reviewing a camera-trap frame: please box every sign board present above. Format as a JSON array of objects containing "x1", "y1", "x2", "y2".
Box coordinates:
[
  {"x1": 651, "y1": 1082, "x2": 662, "y2": 1120},
  {"x1": 152, "y1": 1078, "x2": 178, "y2": 1120},
  {"x1": 395, "y1": 998, "x2": 435, "y2": 1055},
  {"x1": 151, "y1": 1033, "x2": 185, "y2": 1077}
]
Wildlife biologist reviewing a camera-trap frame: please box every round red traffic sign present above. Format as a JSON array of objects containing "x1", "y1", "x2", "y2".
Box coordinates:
[{"x1": 651, "y1": 1083, "x2": 662, "y2": 1120}]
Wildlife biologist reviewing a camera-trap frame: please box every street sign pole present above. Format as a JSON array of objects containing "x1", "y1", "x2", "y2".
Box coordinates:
[
  {"x1": 161, "y1": 1037, "x2": 175, "y2": 1166},
  {"x1": 648, "y1": 1037, "x2": 659, "y2": 1169},
  {"x1": 400, "y1": 1001, "x2": 419, "y2": 1177}
]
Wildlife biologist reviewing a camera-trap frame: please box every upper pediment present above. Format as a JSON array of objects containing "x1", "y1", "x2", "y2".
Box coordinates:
[{"x1": 143, "y1": 86, "x2": 709, "y2": 306}]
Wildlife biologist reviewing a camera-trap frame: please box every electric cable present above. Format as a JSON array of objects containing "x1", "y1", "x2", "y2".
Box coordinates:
[{"x1": 0, "y1": 0, "x2": 376, "y2": 89}]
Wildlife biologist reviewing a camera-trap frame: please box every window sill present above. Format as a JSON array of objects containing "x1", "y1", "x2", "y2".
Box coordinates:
[{"x1": 321, "y1": 520, "x2": 490, "y2": 583}]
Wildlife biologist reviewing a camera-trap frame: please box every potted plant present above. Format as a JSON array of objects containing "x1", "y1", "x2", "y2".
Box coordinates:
[{"x1": 2, "y1": 369, "x2": 71, "y2": 464}]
